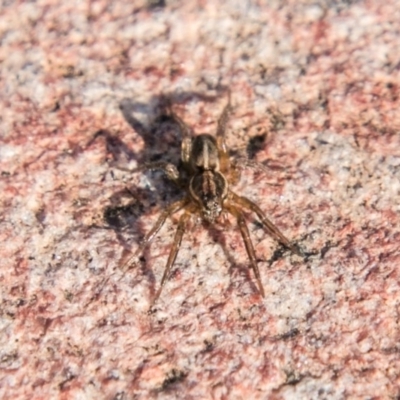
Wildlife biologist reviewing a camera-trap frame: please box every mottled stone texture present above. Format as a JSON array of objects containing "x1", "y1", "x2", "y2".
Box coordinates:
[{"x1": 1, "y1": 0, "x2": 399, "y2": 398}]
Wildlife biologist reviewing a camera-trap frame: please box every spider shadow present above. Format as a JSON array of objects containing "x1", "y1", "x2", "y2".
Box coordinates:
[
  {"x1": 86, "y1": 129, "x2": 136, "y2": 165},
  {"x1": 102, "y1": 186, "x2": 147, "y2": 250}
]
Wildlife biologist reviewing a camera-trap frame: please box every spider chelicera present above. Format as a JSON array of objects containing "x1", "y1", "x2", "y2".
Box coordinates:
[{"x1": 127, "y1": 95, "x2": 300, "y2": 304}]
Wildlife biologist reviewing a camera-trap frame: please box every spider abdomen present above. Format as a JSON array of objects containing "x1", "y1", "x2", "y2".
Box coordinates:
[{"x1": 190, "y1": 134, "x2": 220, "y2": 171}]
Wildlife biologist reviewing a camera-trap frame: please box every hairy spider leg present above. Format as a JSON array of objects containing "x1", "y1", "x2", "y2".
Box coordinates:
[
  {"x1": 225, "y1": 203, "x2": 266, "y2": 297},
  {"x1": 215, "y1": 95, "x2": 242, "y2": 185},
  {"x1": 216, "y1": 95, "x2": 232, "y2": 175},
  {"x1": 230, "y1": 191, "x2": 301, "y2": 256},
  {"x1": 152, "y1": 210, "x2": 191, "y2": 305},
  {"x1": 121, "y1": 198, "x2": 188, "y2": 271},
  {"x1": 133, "y1": 161, "x2": 181, "y2": 186},
  {"x1": 141, "y1": 198, "x2": 189, "y2": 246}
]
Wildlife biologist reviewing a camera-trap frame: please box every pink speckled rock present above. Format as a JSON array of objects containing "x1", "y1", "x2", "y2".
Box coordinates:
[{"x1": 1, "y1": 0, "x2": 399, "y2": 399}]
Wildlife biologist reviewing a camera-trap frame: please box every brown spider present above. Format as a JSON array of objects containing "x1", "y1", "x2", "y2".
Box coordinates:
[{"x1": 128, "y1": 96, "x2": 300, "y2": 304}]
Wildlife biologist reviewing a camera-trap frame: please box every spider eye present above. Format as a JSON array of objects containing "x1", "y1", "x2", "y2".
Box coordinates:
[{"x1": 201, "y1": 198, "x2": 222, "y2": 222}]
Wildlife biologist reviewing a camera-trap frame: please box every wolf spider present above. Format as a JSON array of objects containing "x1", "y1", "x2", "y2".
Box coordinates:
[{"x1": 128, "y1": 96, "x2": 300, "y2": 304}]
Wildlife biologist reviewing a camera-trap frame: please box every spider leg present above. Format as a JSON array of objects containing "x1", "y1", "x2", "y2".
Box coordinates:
[
  {"x1": 132, "y1": 161, "x2": 181, "y2": 186},
  {"x1": 181, "y1": 136, "x2": 192, "y2": 169},
  {"x1": 152, "y1": 210, "x2": 191, "y2": 305},
  {"x1": 142, "y1": 198, "x2": 189, "y2": 246},
  {"x1": 116, "y1": 163, "x2": 179, "y2": 183},
  {"x1": 230, "y1": 191, "x2": 301, "y2": 256},
  {"x1": 216, "y1": 92, "x2": 232, "y2": 174},
  {"x1": 225, "y1": 203, "x2": 265, "y2": 297},
  {"x1": 232, "y1": 157, "x2": 271, "y2": 175},
  {"x1": 120, "y1": 198, "x2": 188, "y2": 271},
  {"x1": 168, "y1": 112, "x2": 192, "y2": 167}
]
